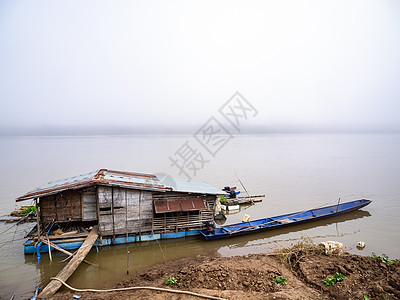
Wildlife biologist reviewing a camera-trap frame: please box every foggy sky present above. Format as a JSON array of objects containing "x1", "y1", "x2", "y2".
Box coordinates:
[{"x1": 0, "y1": 1, "x2": 399, "y2": 135}]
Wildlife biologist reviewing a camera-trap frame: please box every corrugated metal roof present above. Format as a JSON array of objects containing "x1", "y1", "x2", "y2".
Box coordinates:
[
  {"x1": 157, "y1": 176, "x2": 226, "y2": 195},
  {"x1": 16, "y1": 169, "x2": 171, "y2": 201},
  {"x1": 16, "y1": 170, "x2": 226, "y2": 202}
]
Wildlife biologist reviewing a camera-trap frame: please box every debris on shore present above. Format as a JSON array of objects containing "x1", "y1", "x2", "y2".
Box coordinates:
[
  {"x1": 51, "y1": 240, "x2": 400, "y2": 300},
  {"x1": 0, "y1": 206, "x2": 36, "y2": 223}
]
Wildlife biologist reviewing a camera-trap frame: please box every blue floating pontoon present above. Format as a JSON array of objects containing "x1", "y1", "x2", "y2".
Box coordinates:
[
  {"x1": 200, "y1": 199, "x2": 372, "y2": 240},
  {"x1": 24, "y1": 229, "x2": 202, "y2": 254}
]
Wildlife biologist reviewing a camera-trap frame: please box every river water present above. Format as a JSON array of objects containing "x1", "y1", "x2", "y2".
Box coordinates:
[{"x1": 0, "y1": 134, "x2": 399, "y2": 299}]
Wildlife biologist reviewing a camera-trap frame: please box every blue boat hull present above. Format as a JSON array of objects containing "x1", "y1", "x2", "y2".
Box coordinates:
[
  {"x1": 200, "y1": 199, "x2": 372, "y2": 240},
  {"x1": 24, "y1": 230, "x2": 201, "y2": 254}
]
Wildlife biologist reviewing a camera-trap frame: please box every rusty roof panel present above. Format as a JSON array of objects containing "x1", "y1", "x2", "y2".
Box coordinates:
[
  {"x1": 180, "y1": 199, "x2": 196, "y2": 211},
  {"x1": 168, "y1": 199, "x2": 181, "y2": 212},
  {"x1": 154, "y1": 199, "x2": 182, "y2": 213},
  {"x1": 154, "y1": 200, "x2": 169, "y2": 213},
  {"x1": 192, "y1": 198, "x2": 207, "y2": 210},
  {"x1": 154, "y1": 199, "x2": 206, "y2": 213}
]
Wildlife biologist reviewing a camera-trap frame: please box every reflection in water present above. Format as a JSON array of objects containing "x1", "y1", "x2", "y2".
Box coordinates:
[
  {"x1": 26, "y1": 209, "x2": 371, "y2": 291},
  {"x1": 220, "y1": 209, "x2": 371, "y2": 246},
  {"x1": 216, "y1": 209, "x2": 372, "y2": 256},
  {"x1": 216, "y1": 203, "x2": 254, "y2": 225},
  {"x1": 224, "y1": 210, "x2": 371, "y2": 250}
]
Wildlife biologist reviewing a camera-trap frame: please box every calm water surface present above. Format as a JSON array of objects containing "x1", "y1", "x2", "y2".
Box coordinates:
[{"x1": 0, "y1": 134, "x2": 399, "y2": 299}]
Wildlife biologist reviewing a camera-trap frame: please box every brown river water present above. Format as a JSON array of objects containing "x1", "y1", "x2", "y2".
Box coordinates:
[{"x1": 0, "y1": 134, "x2": 399, "y2": 299}]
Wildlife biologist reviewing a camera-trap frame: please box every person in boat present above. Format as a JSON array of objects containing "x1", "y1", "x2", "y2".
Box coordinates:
[
  {"x1": 222, "y1": 186, "x2": 240, "y2": 199},
  {"x1": 204, "y1": 221, "x2": 215, "y2": 234}
]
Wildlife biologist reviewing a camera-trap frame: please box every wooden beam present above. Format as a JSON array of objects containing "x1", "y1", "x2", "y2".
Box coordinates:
[
  {"x1": 39, "y1": 237, "x2": 97, "y2": 267},
  {"x1": 38, "y1": 225, "x2": 99, "y2": 298},
  {"x1": 35, "y1": 198, "x2": 41, "y2": 241},
  {"x1": 112, "y1": 186, "x2": 115, "y2": 244},
  {"x1": 44, "y1": 233, "x2": 89, "y2": 240},
  {"x1": 236, "y1": 194, "x2": 265, "y2": 199}
]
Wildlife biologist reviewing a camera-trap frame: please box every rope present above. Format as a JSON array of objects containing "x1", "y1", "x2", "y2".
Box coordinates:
[
  {"x1": 154, "y1": 237, "x2": 167, "y2": 263},
  {"x1": 0, "y1": 211, "x2": 34, "y2": 236},
  {"x1": 50, "y1": 277, "x2": 227, "y2": 300}
]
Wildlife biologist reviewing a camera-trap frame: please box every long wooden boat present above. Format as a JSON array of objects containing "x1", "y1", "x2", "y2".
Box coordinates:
[{"x1": 200, "y1": 199, "x2": 372, "y2": 240}]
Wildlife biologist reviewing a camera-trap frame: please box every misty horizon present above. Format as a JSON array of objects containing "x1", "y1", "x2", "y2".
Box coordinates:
[
  {"x1": 1, "y1": 1, "x2": 400, "y2": 136},
  {"x1": 1, "y1": 123, "x2": 399, "y2": 137}
]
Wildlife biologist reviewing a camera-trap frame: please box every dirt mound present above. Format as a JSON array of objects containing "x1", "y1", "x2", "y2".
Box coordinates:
[
  {"x1": 298, "y1": 254, "x2": 400, "y2": 299},
  {"x1": 113, "y1": 253, "x2": 319, "y2": 300},
  {"x1": 51, "y1": 246, "x2": 400, "y2": 300},
  {"x1": 171, "y1": 254, "x2": 319, "y2": 299}
]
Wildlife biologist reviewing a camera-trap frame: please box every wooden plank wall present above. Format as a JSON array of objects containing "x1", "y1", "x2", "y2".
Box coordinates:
[
  {"x1": 39, "y1": 187, "x2": 216, "y2": 237},
  {"x1": 82, "y1": 187, "x2": 97, "y2": 221},
  {"x1": 152, "y1": 193, "x2": 215, "y2": 233},
  {"x1": 40, "y1": 190, "x2": 82, "y2": 223},
  {"x1": 97, "y1": 186, "x2": 153, "y2": 236}
]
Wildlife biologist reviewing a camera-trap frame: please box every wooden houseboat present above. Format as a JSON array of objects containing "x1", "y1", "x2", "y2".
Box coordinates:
[{"x1": 16, "y1": 169, "x2": 225, "y2": 253}]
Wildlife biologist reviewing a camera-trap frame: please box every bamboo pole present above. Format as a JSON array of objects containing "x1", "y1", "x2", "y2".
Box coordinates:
[
  {"x1": 336, "y1": 198, "x2": 341, "y2": 213},
  {"x1": 126, "y1": 250, "x2": 130, "y2": 274},
  {"x1": 125, "y1": 189, "x2": 128, "y2": 243},
  {"x1": 234, "y1": 173, "x2": 252, "y2": 203},
  {"x1": 35, "y1": 198, "x2": 41, "y2": 241},
  {"x1": 40, "y1": 238, "x2": 98, "y2": 267},
  {"x1": 112, "y1": 187, "x2": 115, "y2": 244},
  {"x1": 46, "y1": 234, "x2": 52, "y2": 261},
  {"x1": 139, "y1": 191, "x2": 141, "y2": 242}
]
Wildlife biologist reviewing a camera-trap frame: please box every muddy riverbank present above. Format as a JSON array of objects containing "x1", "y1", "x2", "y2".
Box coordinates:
[{"x1": 52, "y1": 243, "x2": 400, "y2": 300}]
